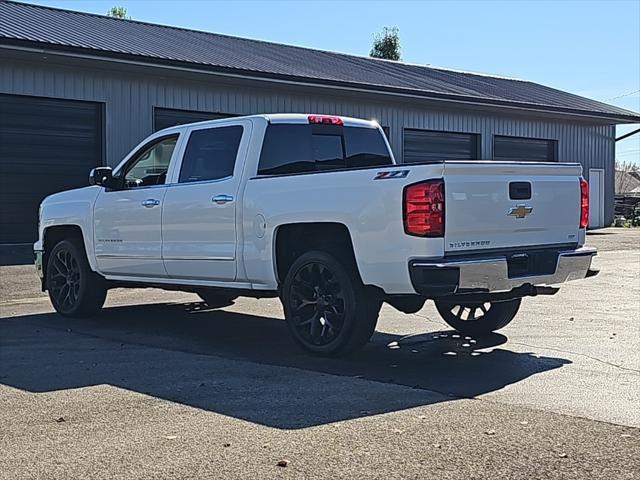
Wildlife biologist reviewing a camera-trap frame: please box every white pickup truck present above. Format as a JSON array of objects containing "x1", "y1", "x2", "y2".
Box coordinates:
[{"x1": 35, "y1": 114, "x2": 597, "y2": 355}]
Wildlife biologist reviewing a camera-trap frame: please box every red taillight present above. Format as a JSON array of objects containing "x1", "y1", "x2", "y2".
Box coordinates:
[
  {"x1": 308, "y1": 115, "x2": 343, "y2": 126},
  {"x1": 403, "y1": 180, "x2": 445, "y2": 237},
  {"x1": 580, "y1": 177, "x2": 589, "y2": 229}
]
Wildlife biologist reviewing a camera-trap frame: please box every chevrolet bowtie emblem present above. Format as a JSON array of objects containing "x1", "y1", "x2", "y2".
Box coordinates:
[{"x1": 508, "y1": 205, "x2": 533, "y2": 219}]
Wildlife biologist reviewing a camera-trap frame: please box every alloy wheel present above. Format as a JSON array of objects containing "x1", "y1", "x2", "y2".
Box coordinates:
[
  {"x1": 446, "y1": 302, "x2": 493, "y2": 322},
  {"x1": 289, "y1": 262, "x2": 346, "y2": 346},
  {"x1": 49, "y1": 248, "x2": 81, "y2": 311}
]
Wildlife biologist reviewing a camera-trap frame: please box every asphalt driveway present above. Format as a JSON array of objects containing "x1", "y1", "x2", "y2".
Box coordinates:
[{"x1": 1, "y1": 228, "x2": 638, "y2": 479}]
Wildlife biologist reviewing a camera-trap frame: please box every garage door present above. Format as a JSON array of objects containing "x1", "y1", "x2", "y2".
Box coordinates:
[
  {"x1": 0, "y1": 94, "x2": 103, "y2": 244},
  {"x1": 154, "y1": 108, "x2": 234, "y2": 132},
  {"x1": 494, "y1": 136, "x2": 557, "y2": 162},
  {"x1": 403, "y1": 129, "x2": 480, "y2": 163}
]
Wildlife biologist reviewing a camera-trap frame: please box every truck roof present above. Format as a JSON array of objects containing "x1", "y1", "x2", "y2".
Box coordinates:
[{"x1": 159, "y1": 114, "x2": 380, "y2": 133}]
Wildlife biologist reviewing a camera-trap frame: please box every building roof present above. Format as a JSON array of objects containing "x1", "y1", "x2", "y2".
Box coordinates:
[{"x1": 1, "y1": 1, "x2": 639, "y2": 123}]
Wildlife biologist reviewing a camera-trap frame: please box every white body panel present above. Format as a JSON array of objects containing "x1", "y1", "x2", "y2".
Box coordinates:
[
  {"x1": 35, "y1": 113, "x2": 590, "y2": 296},
  {"x1": 36, "y1": 186, "x2": 100, "y2": 271},
  {"x1": 241, "y1": 164, "x2": 446, "y2": 293},
  {"x1": 161, "y1": 119, "x2": 253, "y2": 281},
  {"x1": 443, "y1": 162, "x2": 583, "y2": 252},
  {"x1": 93, "y1": 186, "x2": 168, "y2": 277}
]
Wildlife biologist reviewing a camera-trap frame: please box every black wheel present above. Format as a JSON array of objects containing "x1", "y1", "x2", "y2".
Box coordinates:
[
  {"x1": 281, "y1": 250, "x2": 381, "y2": 356},
  {"x1": 197, "y1": 291, "x2": 237, "y2": 309},
  {"x1": 46, "y1": 239, "x2": 107, "y2": 317},
  {"x1": 434, "y1": 298, "x2": 521, "y2": 335}
]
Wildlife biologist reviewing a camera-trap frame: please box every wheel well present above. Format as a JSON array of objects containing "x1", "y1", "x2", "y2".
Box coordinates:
[
  {"x1": 274, "y1": 223, "x2": 359, "y2": 284},
  {"x1": 42, "y1": 225, "x2": 84, "y2": 281}
]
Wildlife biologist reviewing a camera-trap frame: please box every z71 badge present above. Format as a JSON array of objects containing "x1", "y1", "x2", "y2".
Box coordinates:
[{"x1": 374, "y1": 170, "x2": 409, "y2": 180}]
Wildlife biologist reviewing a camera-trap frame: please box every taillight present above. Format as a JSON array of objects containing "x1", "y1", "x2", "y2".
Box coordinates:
[
  {"x1": 308, "y1": 115, "x2": 343, "y2": 126},
  {"x1": 403, "y1": 179, "x2": 445, "y2": 237},
  {"x1": 580, "y1": 177, "x2": 589, "y2": 229}
]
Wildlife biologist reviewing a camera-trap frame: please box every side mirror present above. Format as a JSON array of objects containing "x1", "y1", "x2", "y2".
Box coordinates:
[{"x1": 89, "y1": 167, "x2": 116, "y2": 188}]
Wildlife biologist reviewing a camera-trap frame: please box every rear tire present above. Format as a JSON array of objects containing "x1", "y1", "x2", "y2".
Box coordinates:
[
  {"x1": 434, "y1": 298, "x2": 521, "y2": 335},
  {"x1": 46, "y1": 239, "x2": 107, "y2": 317},
  {"x1": 281, "y1": 250, "x2": 381, "y2": 356}
]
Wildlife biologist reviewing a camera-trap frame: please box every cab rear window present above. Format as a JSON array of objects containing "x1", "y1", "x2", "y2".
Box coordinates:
[{"x1": 258, "y1": 124, "x2": 392, "y2": 176}]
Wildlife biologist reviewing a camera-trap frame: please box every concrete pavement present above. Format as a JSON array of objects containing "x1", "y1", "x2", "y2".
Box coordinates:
[{"x1": 1, "y1": 228, "x2": 638, "y2": 479}]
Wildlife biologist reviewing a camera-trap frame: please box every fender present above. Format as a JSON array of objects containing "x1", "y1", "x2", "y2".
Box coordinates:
[{"x1": 38, "y1": 186, "x2": 101, "y2": 272}]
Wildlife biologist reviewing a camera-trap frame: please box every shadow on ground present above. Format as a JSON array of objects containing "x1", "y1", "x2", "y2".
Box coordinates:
[{"x1": 0, "y1": 302, "x2": 570, "y2": 429}]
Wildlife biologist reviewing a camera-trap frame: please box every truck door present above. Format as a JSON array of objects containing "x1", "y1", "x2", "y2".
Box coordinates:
[
  {"x1": 161, "y1": 121, "x2": 251, "y2": 282},
  {"x1": 93, "y1": 134, "x2": 179, "y2": 277}
]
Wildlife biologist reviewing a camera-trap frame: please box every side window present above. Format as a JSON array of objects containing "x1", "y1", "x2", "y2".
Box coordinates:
[
  {"x1": 123, "y1": 136, "x2": 178, "y2": 188},
  {"x1": 178, "y1": 126, "x2": 244, "y2": 183}
]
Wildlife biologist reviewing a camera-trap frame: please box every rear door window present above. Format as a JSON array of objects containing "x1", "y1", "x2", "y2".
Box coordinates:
[
  {"x1": 258, "y1": 124, "x2": 392, "y2": 175},
  {"x1": 178, "y1": 126, "x2": 243, "y2": 183}
]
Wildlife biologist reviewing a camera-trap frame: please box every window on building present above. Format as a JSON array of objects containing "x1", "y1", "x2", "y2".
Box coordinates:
[
  {"x1": 257, "y1": 124, "x2": 392, "y2": 175},
  {"x1": 381, "y1": 126, "x2": 390, "y2": 140},
  {"x1": 493, "y1": 136, "x2": 558, "y2": 162},
  {"x1": 403, "y1": 129, "x2": 480, "y2": 163},
  {"x1": 178, "y1": 126, "x2": 243, "y2": 183}
]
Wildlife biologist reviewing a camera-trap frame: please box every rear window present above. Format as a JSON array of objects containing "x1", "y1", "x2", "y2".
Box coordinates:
[{"x1": 258, "y1": 124, "x2": 392, "y2": 176}]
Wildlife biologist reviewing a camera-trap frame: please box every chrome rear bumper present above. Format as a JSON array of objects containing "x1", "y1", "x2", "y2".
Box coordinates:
[{"x1": 410, "y1": 246, "x2": 597, "y2": 295}]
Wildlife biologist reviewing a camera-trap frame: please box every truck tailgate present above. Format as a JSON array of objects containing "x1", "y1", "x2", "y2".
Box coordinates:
[{"x1": 443, "y1": 161, "x2": 582, "y2": 253}]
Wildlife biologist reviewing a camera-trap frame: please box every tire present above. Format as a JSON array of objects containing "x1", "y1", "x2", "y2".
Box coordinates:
[
  {"x1": 386, "y1": 296, "x2": 426, "y2": 314},
  {"x1": 434, "y1": 298, "x2": 521, "y2": 336},
  {"x1": 197, "y1": 291, "x2": 237, "y2": 309},
  {"x1": 46, "y1": 239, "x2": 107, "y2": 317},
  {"x1": 281, "y1": 250, "x2": 381, "y2": 356}
]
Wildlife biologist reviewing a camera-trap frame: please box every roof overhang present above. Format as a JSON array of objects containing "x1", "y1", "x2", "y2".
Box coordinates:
[{"x1": 2, "y1": 39, "x2": 639, "y2": 124}]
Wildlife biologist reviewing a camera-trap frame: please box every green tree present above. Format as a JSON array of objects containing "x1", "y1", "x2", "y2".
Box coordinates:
[
  {"x1": 106, "y1": 6, "x2": 130, "y2": 19},
  {"x1": 369, "y1": 26, "x2": 401, "y2": 61}
]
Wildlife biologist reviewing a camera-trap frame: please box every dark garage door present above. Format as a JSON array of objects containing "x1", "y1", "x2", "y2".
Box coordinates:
[
  {"x1": 154, "y1": 108, "x2": 234, "y2": 132},
  {"x1": 0, "y1": 94, "x2": 102, "y2": 244},
  {"x1": 403, "y1": 129, "x2": 479, "y2": 163},
  {"x1": 494, "y1": 136, "x2": 557, "y2": 162}
]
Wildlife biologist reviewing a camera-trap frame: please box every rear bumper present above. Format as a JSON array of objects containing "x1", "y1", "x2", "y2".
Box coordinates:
[{"x1": 409, "y1": 246, "x2": 597, "y2": 296}]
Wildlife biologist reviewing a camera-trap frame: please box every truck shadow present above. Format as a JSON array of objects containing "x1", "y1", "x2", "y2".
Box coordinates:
[{"x1": 0, "y1": 301, "x2": 571, "y2": 429}]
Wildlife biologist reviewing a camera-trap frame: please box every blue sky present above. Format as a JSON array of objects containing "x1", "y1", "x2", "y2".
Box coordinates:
[{"x1": 24, "y1": 0, "x2": 640, "y2": 164}]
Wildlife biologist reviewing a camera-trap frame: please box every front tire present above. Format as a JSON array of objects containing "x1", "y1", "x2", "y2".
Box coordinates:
[
  {"x1": 434, "y1": 298, "x2": 521, "y2": 335},
  {"x1": 46, "y1": 239, "x2": 107, "y2": 317},
  {"x1": 281, "y1": 250, "x2": 381, "y2": 356}
]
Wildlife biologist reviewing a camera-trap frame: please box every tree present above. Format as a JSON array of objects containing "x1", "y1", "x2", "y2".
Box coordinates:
[
  {"x1": 106, "y1": 6, "x2": 130, "y2": 19},
  {"x1": 369, "y1": 26, "x2": 401, "y2": 61},
  {"x1": 615, "y1": 160, "x2": 640, "y2": 194}
]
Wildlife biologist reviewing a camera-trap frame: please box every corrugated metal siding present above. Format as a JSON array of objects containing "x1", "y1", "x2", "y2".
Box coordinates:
[{"x1": 0, "y1": 56, "x2": 616, "y2": 225}]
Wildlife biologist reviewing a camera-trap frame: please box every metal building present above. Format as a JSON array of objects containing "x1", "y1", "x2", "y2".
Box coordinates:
[{"x1": 1, "y1": 1, "x2": 638, "y2": 245}]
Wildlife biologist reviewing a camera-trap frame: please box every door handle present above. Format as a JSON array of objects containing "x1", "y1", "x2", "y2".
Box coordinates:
[
  {"x1": 141, "y1": 199, "x2": 160, "y2": 208},
  {"x1": 212, "y1": 194, "x2": 234, "y2": 205}
]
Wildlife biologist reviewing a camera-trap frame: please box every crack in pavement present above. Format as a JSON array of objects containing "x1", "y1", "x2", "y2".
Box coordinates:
[{"x1": 510, "y1": 341, "x2": 640, "y2": 374}]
